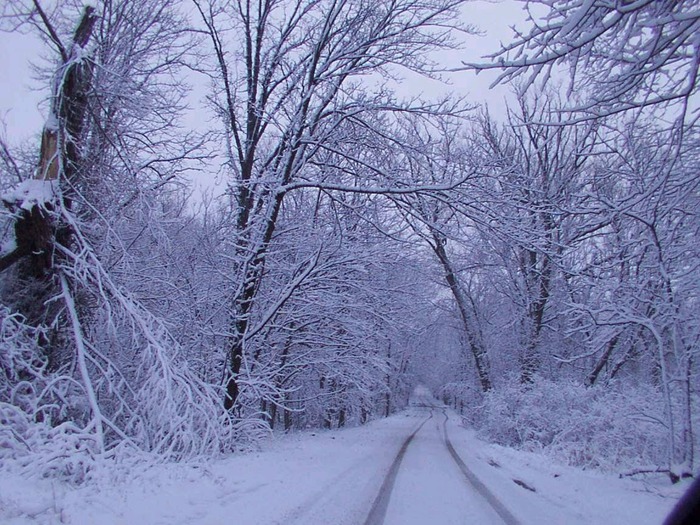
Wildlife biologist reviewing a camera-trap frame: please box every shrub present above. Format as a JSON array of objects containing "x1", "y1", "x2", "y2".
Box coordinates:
[{"x1": 472, "y1": 376, "x2": 672, "y2": 472}]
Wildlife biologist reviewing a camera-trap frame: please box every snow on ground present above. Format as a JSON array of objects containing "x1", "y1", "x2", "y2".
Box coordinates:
[
  {"x1": 0, "y1": 404, "x2": 685, "y2": 525},
  {"x1": 444, "y1": 414, "x2": 685, "y2": 524},
  {"x1": 382, "y1": 410, "x2": 503, "y2": 524},
  {"x1": 0, "y1": 413, "x2": 417, "y2": 525}
]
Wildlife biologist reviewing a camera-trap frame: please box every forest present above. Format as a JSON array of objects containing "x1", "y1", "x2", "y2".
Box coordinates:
[{"x1": 0, "y1": 0, "x2": 698, "y2": 487}]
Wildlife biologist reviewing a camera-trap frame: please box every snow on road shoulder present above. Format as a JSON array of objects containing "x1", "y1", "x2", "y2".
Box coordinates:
[
  {"x1": 0, "y1": 412, "x2": 422, "y2": 525},
  {"x1": 1, "y1": 407, "x2": 685, "y2": 525},
  {"x1": 444, "y1": 411, "x2": 685, "y2": 525}
]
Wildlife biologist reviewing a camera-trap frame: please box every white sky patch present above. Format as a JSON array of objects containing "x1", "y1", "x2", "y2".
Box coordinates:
[{"x1": 0, "y1": 29, "x2": 46, "y2": 145}]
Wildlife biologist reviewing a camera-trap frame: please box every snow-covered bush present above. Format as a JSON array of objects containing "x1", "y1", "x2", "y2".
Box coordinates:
[
  {"x1": 471, "y1": 376, "x2": 674, "y2": 472},
  {"x1": 0, "y1": 213, "x2": 260, "y2": 483},
  {"x1": 0, "y1": 297, "x2": 199, "y2": 482},
  {"x1": 0, "y1": 307, "x2": 96, "y2": 482}
]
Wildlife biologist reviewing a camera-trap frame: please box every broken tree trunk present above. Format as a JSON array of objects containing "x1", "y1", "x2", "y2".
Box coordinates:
[
  {"x1": 1, "y1": 5, "x2": 97, "y2": 275},
  {"x1": 0, "y1": 6, "x2": 98, "y2": 369}
]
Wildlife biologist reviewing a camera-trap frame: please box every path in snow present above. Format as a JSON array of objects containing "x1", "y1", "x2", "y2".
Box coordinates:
[{"x1": 365, "y1": 397, "x2": 518, "y2": 525}]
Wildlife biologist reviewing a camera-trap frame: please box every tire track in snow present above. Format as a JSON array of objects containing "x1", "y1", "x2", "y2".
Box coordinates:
[
  {"x1": 365, "y1": 398, "x2": 521, "y2": 525},
  {"x1": 362, "y1": 410, "x2": 433, "y2": 525},
  {"x1": 438, "y1": 408, "x2": 521, "y2": 525}
]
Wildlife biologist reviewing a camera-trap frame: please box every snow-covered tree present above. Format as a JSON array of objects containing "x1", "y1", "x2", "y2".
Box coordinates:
[
  {"x1": 0, "y1": 1, "x2": 229, "y2": 480},
  {"x1": 193, "y1": 0, "x2": 471, "y2": 410}
]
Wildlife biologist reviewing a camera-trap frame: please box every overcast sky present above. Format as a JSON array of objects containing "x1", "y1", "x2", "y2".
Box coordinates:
[{"x1": 0, "y1": 0, "x2": 526, "y2": 190}]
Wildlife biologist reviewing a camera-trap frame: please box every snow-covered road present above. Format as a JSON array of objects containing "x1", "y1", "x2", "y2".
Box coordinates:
[
  {"x1": 377, "y1": 406, "x2": 507, "y2": 525},
  {"x1": 0, "y1": 396, "x2": 682, "y2": 524}
]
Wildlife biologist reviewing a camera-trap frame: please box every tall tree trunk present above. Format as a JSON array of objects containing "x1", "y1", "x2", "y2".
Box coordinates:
[
  {"x1": 269, "y1": 402, "x2": 277, "y2": 430},
  {"x1": 431, "y1": 236, "x2": 492, "y2": 392},
  {"x1": 519, "y1": 244, "x2": 552, "y2": 384},
  {"x1": 224, "y1": 193, "x2": 285, "y2": 411}
]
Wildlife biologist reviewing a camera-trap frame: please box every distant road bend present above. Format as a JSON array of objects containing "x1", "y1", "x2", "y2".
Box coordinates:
[{"x1": 364, "y1": 398, "x2": 521, "y2": 525}]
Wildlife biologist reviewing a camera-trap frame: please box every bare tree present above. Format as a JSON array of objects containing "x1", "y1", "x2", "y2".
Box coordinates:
[
  {"x1": 387, "y1": 116, "x2": 494, "y2": 392},
  {"x1": 193, "y1": 0, "x2": 470, "y2": 410},
  {"x1": 466, "y1": 96, "x2": 600, "y2": 382},
  {"x1": 0, "y1": 5, "x2": 97, "y2": 378},
  {"x1": 450, "y1": 0, "x2": 700, "y2": 481},
  {"x1": 562, "y1": 120, "x2": 700, "y2": 481}
]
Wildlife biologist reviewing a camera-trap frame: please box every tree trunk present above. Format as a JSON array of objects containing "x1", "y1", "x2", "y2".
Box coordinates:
[
  {"x1": 269, "y1": 402, "x2": 278, "y2": 430},
  {"x1": 0, "y1": 6, "x2": 97, "y2": 274},
  {"x1": 431, "y1": 236, "x2": 492, "y2": 392},
  {"x1": 224, "y1": 193, "x2": 285, "y2": 411},
  {"x1": 586, "y1": 334, "x2": 619, "y2": 387},
  {"x1": 0, "y1": 6, "x2": 97, "y2": 371},
  {"x1": 519, "y1": 244, "x2": 552, "y2": 384}
]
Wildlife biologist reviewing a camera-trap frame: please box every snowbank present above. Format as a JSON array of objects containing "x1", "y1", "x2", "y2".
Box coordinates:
[{"x1": 0, "y1": 407, "x2": 683, "y2": 525}]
